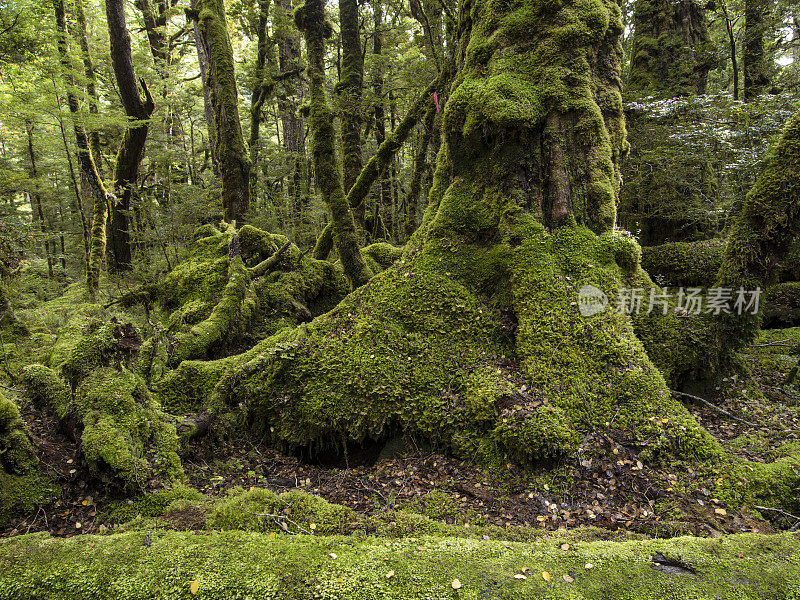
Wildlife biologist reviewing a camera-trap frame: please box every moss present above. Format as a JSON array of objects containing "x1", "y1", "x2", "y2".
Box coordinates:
[
  {"x1": 361, "y1": 242, "x2": 403, "y2": 271},
  {"x1": 763, "y1": 282, "x2": 800, "y2": 327},
  {"x1": 76, "y1": 367, "x2": 182, "y2": 488},
  {"x1": 2, "y1": 529, "x2": 800, "y2": 598},
  {"x1": 0, "y1": 472, "x2": 58, "y2": 527},
  {"x1": 206, "y1": 487, "x2": 358, "y2": 535},
  {"x1": 19, "y1": 364, "x2": 70, "y2": 418},
  {"x1": 101, "y1": 485, "x2": 206, "y2": 524},
  {"x1": 0, "y1": 392, "x2": 37, "y2": 475},
  {"x1": 492, "y1": 405, "x2": 580, "y2": 463},
  {"x1": 403, "y1": 490, "x2": 461, "y2": 522},
  {"x1": 641, "y1": 239, "x2": 726, "y2": 288}
]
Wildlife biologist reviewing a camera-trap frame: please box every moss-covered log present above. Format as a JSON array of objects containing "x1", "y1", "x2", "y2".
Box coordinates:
[
  {"x1": 1, "y1": 530, "x2": 800, "y2": 599},
  {"x1": 0, "y1": 392, "x2": 37, "y2": 476},
  {"x1": 19, "y1": 320, "x2": 182, "y2": 490}
]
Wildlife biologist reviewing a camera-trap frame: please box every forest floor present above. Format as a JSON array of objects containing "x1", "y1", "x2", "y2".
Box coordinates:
[{"x1": 2, "y1": 327, "x2": 799, "y2": 541}]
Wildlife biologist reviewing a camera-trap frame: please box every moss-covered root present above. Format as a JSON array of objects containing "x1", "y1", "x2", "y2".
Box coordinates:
[
  {"x1": 20, "y1": 362, "x2": 182, "y2": 490},
  {"x1": 2, "y1": 530, "x2": 800, "y2": 599},
  {"x1": 0, "y1": 392, "x2": 37, "y2": 475},
  {"x1": 708, "y1": 108, "x2": 800, "y2": 375},
  {"x1": 166, "y1": 255, "x2": 254, "y2": 367}
]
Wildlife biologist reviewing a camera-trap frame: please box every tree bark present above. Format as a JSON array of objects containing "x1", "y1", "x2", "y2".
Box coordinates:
[
  {"x1": 105, "y1": 0, "x2": 155, "y2": 271},
  {"x1": 248, "y1": 0, "x2": 276, "y2": 206},
  {"x1": 193, "y1": 0, "x2": 251, "y2": 221},
  {"x1": 743, "y1": 0, "x2": 770, "y2": 101},
  {"x1": 628, "y1": 0, "x2": 716, "y2": 96},
  {"x1": 296, "y1": 0, "x2": 372, "y2": 288},
  {"x1": 190, "y1": 0, "x2": 219, "y2": 176},
  {"x1": 53, "y1": 0, "x2": 108, "y2": 294},
  {"x1": 336, "y1": 0, "x2": 364, "y2": 216}
]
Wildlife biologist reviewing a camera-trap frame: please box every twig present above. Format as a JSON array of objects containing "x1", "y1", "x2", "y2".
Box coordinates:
[
  {"x1": 754, "y1": 504, "x2": 800, "y2": 526},
  {"x1": 238, "y1": 507, "x2": 313, "y2": 535},
  {"x1": 670, "y1": 390, "x2": 757, "y2": 427}
]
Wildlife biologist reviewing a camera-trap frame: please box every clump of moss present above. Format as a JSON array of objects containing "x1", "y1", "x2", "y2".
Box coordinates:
[
  {"x1": 206, "y1": 487, "x2": 358, "y2": 534},
  {"x1": 404, "y1": 490, "x2": 461, "y2": 522},
  {"x1": 641, "y1": 238, "x2": 726, "y2": 287},
  {"x1": 76, "y1": 368, "x2": 182, "y2": 487},
  {"x1": 0, "y1": 472, "x2": 58, "y2": 527},
  {"x1": 101, "y1": 485, "x2": 206, "y2": 524},
  {"x1": 492, "y1": 405, "x2": 580, "y2": 463},
  {"x1": 0, "y1": 392, "x2": 37, "y2": 475}
]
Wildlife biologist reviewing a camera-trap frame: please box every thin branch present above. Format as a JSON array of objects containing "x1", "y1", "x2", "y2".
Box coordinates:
[{"x1": 671, "y1": 390, "x2": 757, "y2": 427}]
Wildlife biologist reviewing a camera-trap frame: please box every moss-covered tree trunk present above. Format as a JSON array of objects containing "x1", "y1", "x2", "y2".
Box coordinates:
[
  {"x1": 296, "y1": 0, "x2": 372, "y2": 289},
  {"x1": 337, "y1": 0, "x2": 364, "y2": 223},
  {"x1": 276, "y1": 0, "x2": 305, "y2": 227},
  {"x1": 707, "y1": 108, "x2": 800, "y2": 373},
  {"x1": 248, "y1": 0, "x2": 275, "y2": 206},
  {"x1": 53, "y1": 0, "x2": 108, "y2": 295},
  {"x1": 194, "y1": 0, "x2": 251, "y2": 223},
  {"x1": 199, "y1": 0, "x2": 717, "y2": 466},
  {"x1": 105, "y1": 0, "x2": 155, "y2": 271},
  {"x1": 743, "y1": 0, "x2": 771, "y2": 101},
  {"x1": 628, "y1": 0, "x2": 716, "y2": 96}
]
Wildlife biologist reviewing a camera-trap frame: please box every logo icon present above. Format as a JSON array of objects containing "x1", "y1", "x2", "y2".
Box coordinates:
[{"x1": 577, "y1": 284, "x2": 608, "y2": 317}]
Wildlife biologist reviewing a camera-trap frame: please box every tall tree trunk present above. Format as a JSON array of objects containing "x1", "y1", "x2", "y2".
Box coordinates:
[
  {"x1": 628, "y1": 0, "x2": 716, "y2": 96},
  {"x1": 296, "y1": 0, "x2": 372, "y2": 288},
  {"x1": 248, "y1": 0, "x2": 275, "y2": 207},
  {"x1": 190, "y1": 0, "x2": 219, "y2": 176},
  {"x1": 371, "y1": 0, "x2": 392, "y2": 241},
  {"x1": 53, "y1": 0, "x2": 108, "y2": 294},
  {"x1": 193, "y1": 0, "x2": 251, "y2": 223},
  {"x1": 105, "y1": 0, "x2": 155, "y2": 271},
  {"x1": 743, "y1": 0, "x2": 770, "y2": 101},
  {"x1": 336, "y1": 0, "x2": 364, "y2": 221},
  {"x1": 72, "y1": 0, "x2": 105, "y2": 178},
  {"x1": 25, "y1": 121, "x2": 53, "y2": 278},
  {"x1": 722, "y1": 5, "x2": 740, "y2": 100},
  {"x1": 276, "y1": 0, "x2": 304, "y2": 228}
]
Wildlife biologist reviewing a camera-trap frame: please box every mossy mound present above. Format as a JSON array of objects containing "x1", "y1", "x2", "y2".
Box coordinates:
[
  {"x1": 0, "y1": 472, "x2": 58, "y2": 528},
  {"x1": 1, "y1": 529, "x2": 799, "y2": 599},
  {"x1": 206, "y1": 487, "x2": 358, "y2": 535},
  {"x1": 20, "y1": 316, "x2": 183, "y2": 490},
  {"x1": 0, "y1": 392, "x2": 37, "y2": 475},
  {"x1": 764, "y1": 282, "x2": 800, "y2": 327},
  {"x1": 640, "y1": 239, "x2": 726, "y2": 288}
]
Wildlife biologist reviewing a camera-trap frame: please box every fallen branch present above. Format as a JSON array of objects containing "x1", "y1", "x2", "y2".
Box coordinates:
[
  {"x1": 250, "y1": 241, "x2": 292, "y2": 278},
  {"x1": 670, "y1": 390, "x2": 757, "y2": 427},
  {"x1": 239, "y1": 507, "x2": 313, "y2": 535},
  {"x1": 754, "y1": 504, "x2": 800, "y2": 528}
]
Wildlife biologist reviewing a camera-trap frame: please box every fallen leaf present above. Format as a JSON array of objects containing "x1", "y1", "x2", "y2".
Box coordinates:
[
  {"x1": 563, "y1": 574, "x2": 574, "y2": 583},
  {"x1": 513, "y1": 574, "x2": 527, "y2": 580},
  {"x1": 560, "y1": 543, "x2": 570, "y2": 551},
  {"x1": 451, "y1": 579, "x2": 462, "y2": 590},
  {"x1": 715, "y1": 508, "x2": 727, "y2": 516},
  {"x1": 386, "y1": 571, "x2": 395, "y2": 579},
  {"x1": 585, "y1": 563, "x2": 594, "y2": 570},
  {"x1": 328, "y1": 553, "x2": 337, "y2": 559},
  {"x1": 190, "y1": 580, "x2": 199, "y2": 595},
  {"x1": 542, "y1": 572, "x2": 550, "y2": 581}
]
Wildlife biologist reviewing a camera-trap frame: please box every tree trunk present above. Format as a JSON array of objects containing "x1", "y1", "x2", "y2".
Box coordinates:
[
  {"x1": 276, "y1": 0, "x2": 304, "y2": 226},
  {"x1": 248, "y1": 0, "x2": 275, "y2": 206},
  {"x1": 337, "y1": 0, "x2": 364, "y2": 218},
  {"x1": 371, "y1": 0, "x2": 392, "y2": 241},
  {"x1": 629, "y1": 0, "x2": 716, "y2": 96},
  {"x1": 190, "y1": 0, "x2": 219, "y2": 176},
  {"x1": 296, "y1": 0, "x2": 372, "y2": 289},
  {"x1": 105, "y1": 0, "x2": 155, "y2": 271},
  {"x1": 53, "y1": 0, "x2": 108, "y2": 294},
  {"x1": 193, "y1": 0, "x2": 251, "y2": 221},
  {"x1": 205, "y1": 0, "x2": 718, "y2": 464},
  {"x1": 743, "y1": 0, "x2": 770, "y2": 101},
  {"x1": 404, "y1": 106, "x2": 435, "y2": 239}
]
